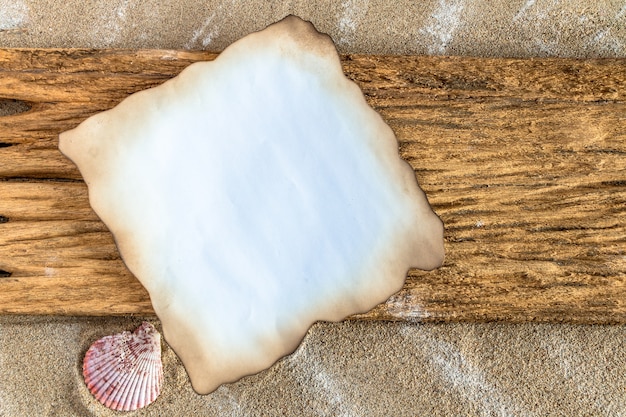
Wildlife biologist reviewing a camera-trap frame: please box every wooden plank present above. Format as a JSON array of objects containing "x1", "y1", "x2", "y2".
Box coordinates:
[{"x1": 0, "y1": 48, "x2": 624, "y2": 322}]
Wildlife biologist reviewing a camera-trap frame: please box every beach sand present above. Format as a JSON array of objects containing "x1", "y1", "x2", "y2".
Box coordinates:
[
  {"x1": 2, "y1": 316, "x2": 626, "y2": 416},
  {"x1": 1, "y1": 1, "x2": 625, "y2": 415}
]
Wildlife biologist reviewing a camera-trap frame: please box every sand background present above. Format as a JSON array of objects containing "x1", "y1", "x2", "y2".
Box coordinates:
[{"x1": 1, "y1": 0, "x2": 625, "y2": 415}]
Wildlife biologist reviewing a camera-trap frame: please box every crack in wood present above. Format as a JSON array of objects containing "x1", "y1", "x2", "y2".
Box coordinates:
[
  {"x1": 0, "y1": 270, "x2": 12, "y2": 278},
  {"x1": 0, "y1": 216, "x2": 8, "y2": 223},
  {"x1": 601, "y1": 180, "x2": 626, "y2": 187},
  {"x1": 0, "y1": 99, "x2": 31, "y2": 117},
  {"x1": 0, "y1": 177, "x2": 83, "y2": 183}
]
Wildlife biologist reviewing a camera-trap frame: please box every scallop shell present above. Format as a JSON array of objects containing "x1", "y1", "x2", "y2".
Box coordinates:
[{"x1": 83, "y1": 321, "x2": 163, "y2": 411}]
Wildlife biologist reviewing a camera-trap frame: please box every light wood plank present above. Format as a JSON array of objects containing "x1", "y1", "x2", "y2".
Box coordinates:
[{"x1": 0, "y1": 49, "x2": 624, "y2": 321}]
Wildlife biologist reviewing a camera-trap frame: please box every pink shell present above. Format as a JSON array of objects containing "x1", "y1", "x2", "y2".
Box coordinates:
[{"x1": 83, "y1": 321, "x2": 163, "y2": 411}]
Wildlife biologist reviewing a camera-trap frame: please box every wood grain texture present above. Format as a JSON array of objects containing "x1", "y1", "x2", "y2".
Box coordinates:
[{"x1": 0, "y1": 49, "x2": 624, "y2": 322}]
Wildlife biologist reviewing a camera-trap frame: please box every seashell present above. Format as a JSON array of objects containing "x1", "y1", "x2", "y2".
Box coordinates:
[{"x1": 83, "y1": 321, "x2": 163, "y2": 411}]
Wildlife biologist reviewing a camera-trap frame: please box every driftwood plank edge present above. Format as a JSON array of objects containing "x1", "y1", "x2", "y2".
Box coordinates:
[{"x1": 0, "y1": 48, "x2": 624, "y2": 322}]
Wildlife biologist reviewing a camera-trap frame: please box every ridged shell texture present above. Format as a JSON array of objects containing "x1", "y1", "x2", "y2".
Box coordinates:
[{"x1": 83, "y1": 321, "x2": 163, "y2": 411}]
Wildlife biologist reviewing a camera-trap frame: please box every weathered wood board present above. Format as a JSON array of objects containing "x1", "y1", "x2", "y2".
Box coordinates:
[{"x1": 0, "y1": 49, "x2": 624, "y2": 322}]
